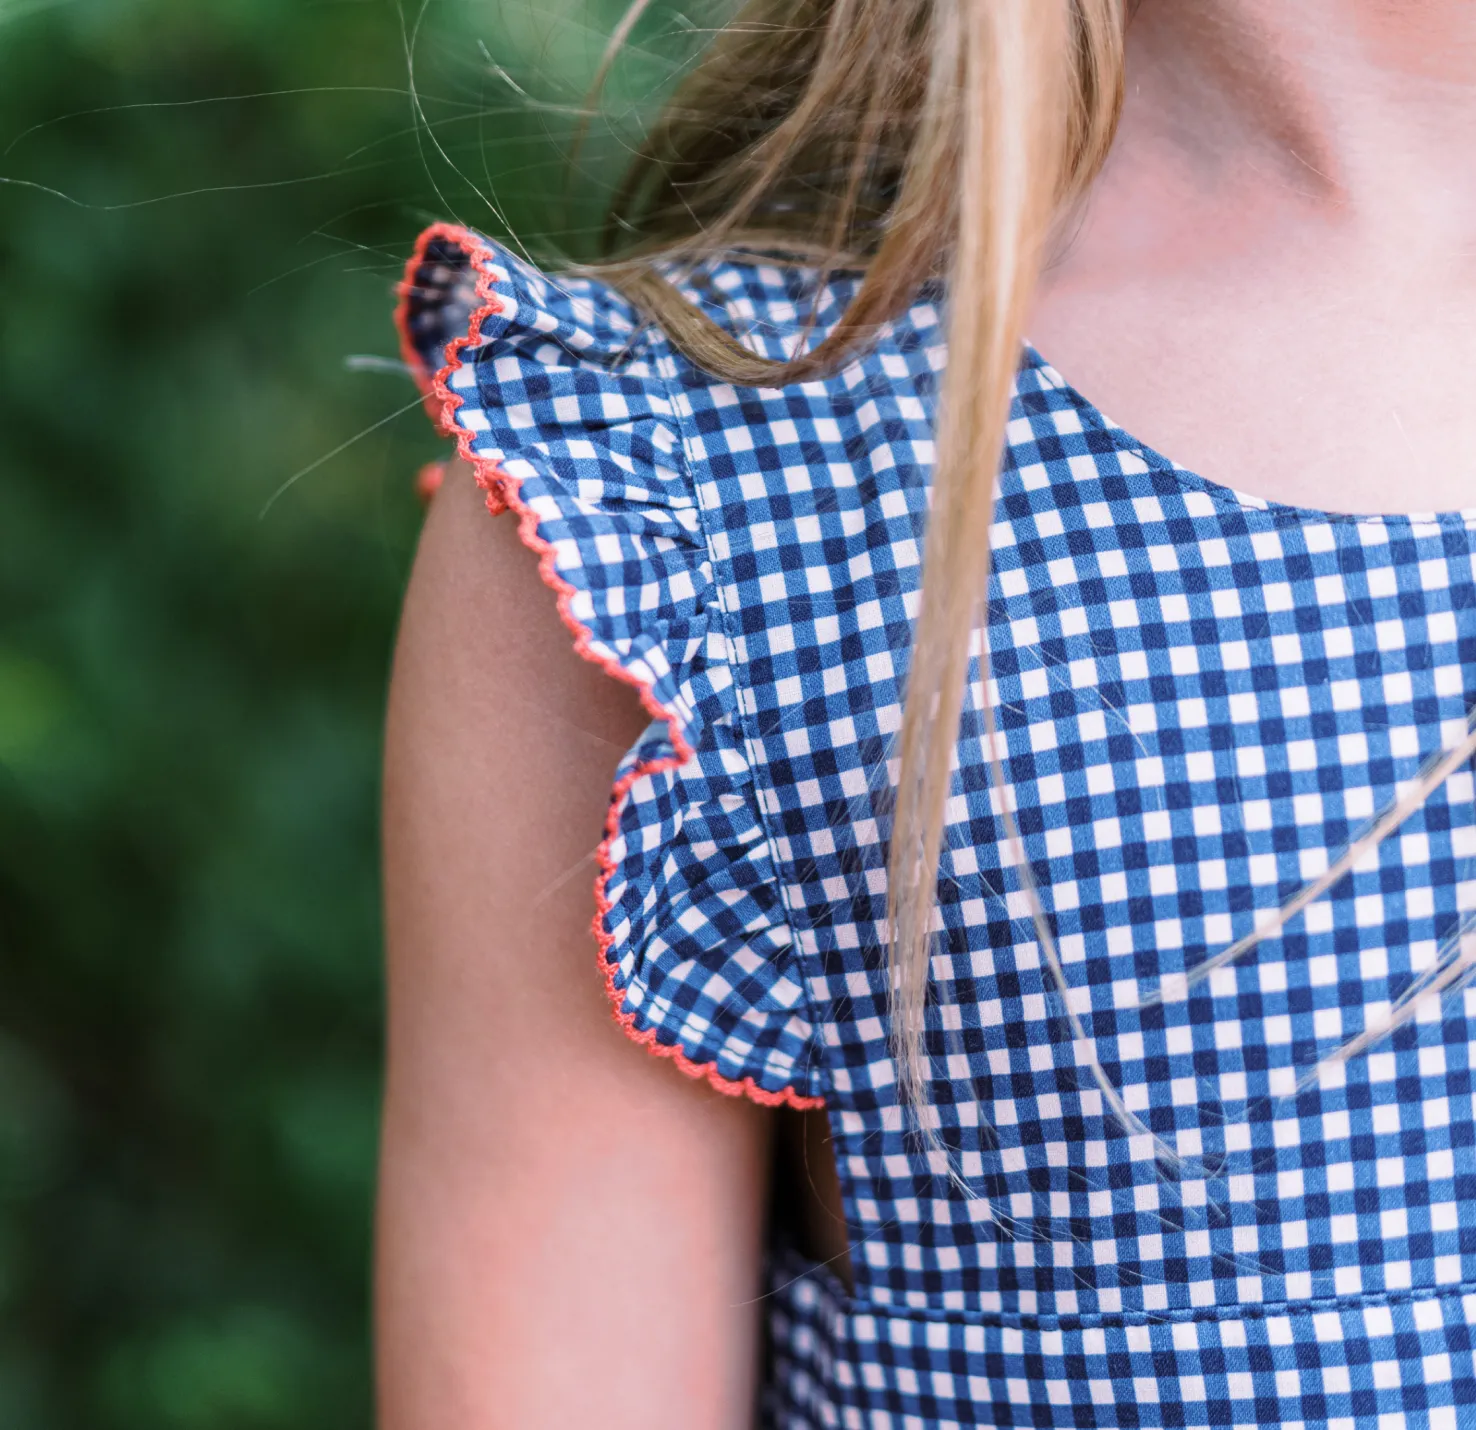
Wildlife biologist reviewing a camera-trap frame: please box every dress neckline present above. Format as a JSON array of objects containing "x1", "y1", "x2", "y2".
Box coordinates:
[{"x1": 1021, "y1": 343, "x2": 1476, "y2": 530}]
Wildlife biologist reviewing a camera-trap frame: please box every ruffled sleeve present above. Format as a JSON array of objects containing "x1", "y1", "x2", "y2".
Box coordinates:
[{"x1": 395, "y1": 225, "x2": 823, "y2": 1107}]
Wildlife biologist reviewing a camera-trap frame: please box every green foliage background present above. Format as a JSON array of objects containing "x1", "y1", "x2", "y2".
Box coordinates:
[{"x1": 0, "y1": 2, "x2": 692, "y2": 1424}]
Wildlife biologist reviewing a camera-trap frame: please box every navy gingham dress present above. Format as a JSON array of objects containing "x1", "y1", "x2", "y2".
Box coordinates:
[{"x1": 397, "y1": 225, "x2": 1476, "y2": 1428}]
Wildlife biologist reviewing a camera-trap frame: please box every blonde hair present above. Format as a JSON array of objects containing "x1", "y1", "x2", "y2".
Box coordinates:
[{"x1": 585, "y1": 0, "x2": 1476, "y2": 1128}]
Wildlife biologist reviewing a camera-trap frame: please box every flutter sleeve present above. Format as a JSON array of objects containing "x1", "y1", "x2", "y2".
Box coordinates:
[{"x1": 395, "y1": 225, "x2": 824, "y2": 1107}]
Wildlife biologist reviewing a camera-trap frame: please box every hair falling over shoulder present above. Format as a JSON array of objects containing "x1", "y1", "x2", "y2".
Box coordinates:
[{"x1": 584, "y1": 0, "x2": 1476, "y2": 1142}]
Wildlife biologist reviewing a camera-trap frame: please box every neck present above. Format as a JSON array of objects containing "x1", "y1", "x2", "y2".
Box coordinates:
[{"x1": 1127, "y1": 0, "x2": 1476, "y2": 230}]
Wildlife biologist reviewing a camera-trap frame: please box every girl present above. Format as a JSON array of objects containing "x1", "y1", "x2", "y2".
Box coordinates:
[{"x1": 378, "y1": 2, "x2": 1476, "y2": 1425}]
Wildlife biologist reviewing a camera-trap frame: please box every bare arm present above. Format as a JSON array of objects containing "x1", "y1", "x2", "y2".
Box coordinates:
[{"x1": 377, "y1": 462, "x2": 773, "y2": 1429}]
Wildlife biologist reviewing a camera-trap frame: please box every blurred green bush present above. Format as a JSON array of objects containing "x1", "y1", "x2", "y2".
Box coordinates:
[{"x1": 0, "y1": 2, "x2": 692, "y2": 1425}]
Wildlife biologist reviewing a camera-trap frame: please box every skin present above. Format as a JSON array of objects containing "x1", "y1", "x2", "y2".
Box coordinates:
[
  {"x1": 377, "y1": 3, "x2": 1476, "y2": 1425},
  {"x1": 379, "y1": 473, "x2": 774, "y2": 1427},
  {"x1": 1031, "y1": 1, "x2": 1476, "y2": 515}
]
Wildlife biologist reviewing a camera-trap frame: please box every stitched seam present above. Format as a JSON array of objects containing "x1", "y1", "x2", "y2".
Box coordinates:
[
  {"x1": 777, "y1": 1249, "x2": 1476, "y2": 1333},
  {"x1": 395, "y1": 223, "x2": 821, "y2": 1111},
  {"x1": 650, "y1": 292, "x2": 832, "y2": 1108}
]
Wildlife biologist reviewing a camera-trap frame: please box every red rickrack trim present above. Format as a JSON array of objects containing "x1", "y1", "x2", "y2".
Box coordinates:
[
  {"x1": 394, "y1": 222, "x2": 824, "y2": 1112},
  {"x1": 414, "y1": 460, "x2": 446, "y2": 504}
]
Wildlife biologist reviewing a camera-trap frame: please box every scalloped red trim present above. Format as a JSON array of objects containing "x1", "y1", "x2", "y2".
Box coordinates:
[
  {"x1": 414, "y1": 460, "x2": 446, "y2": 504},
  {"x1": 394, "y1": 222, "x2": 824, "y2": 1112}
]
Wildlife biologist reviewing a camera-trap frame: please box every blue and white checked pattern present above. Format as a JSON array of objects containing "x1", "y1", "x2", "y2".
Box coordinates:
[
  {"x1": 767, "y1": 1251, "x2": 1476, "y2": 1428},
  {"x1": 402, "y1": 230, "x2": 1476, "y2": 1426},
  {"x1": 400, "y1": 233, "x2": 821, "y2": 1099}
]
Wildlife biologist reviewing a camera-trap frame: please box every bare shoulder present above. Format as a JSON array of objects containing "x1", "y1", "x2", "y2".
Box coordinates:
[
  {"x1": 377, "y1": 461, "x2": 772, "y2": 1430},
  {"x1": 389, "y1": 459, "x2": 651, "y2": 787}
]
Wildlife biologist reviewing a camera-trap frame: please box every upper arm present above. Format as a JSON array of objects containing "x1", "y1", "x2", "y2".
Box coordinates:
[{"x1": 377, "y1": 462, "x2": 774, "y2": 1429}]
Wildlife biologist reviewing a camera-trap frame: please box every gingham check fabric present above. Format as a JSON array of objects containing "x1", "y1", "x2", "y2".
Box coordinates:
[{"x1": 402, "y1": 230, "x2": 1476, "y2": 1427}]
